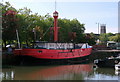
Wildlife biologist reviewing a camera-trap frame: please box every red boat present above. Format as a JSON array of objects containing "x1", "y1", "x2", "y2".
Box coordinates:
[{"x1": 13, "y1": 11, "x2": 92, "y2": 65}]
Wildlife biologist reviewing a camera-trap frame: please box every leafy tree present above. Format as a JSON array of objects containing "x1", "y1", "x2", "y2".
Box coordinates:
[
  {"x1": 2, "y1": 2, "x2": 18, "y2": 47},
  {"x1": 70, "y1": 19, "x2": 85, "y2": 43},
  {"x1": 58, "y1": 18, "x2": 85, "y2": 43},
  {"x1": 99, "y1": 33, "x2": 113, "y2": 44},
  {"x1": 85, "y1": 32, "x2": 96, "y2": 45},
  {"x1": 17, "y1": 8, "x2": 53, "y2": 45},
  {"x1": 108, "y1": 33, "x2": 120, "y2": 42}
]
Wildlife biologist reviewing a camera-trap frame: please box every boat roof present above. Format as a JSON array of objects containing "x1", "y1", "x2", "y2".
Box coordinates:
[
  {"x1": 32, "y1": 41, "x2": 87, "y2": 44},
  {"x1": 34, "y1": 41, "x2": 48, "y2": 43}
]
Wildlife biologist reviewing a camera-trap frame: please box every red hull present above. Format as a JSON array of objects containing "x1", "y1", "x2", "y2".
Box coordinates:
[{"x1": 13, "y1": 48, "x2": 92, "y2": 59}]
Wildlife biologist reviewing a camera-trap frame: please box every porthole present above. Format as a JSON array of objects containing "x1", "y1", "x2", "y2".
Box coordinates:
[{"x1": 38, "y1": 51, "x2": 42, "y2": 53}]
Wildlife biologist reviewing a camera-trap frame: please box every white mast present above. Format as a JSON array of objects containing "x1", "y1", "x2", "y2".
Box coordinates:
[
  {"x1": 16, "y1": 29, "x2": 20, "y2": 48},
  {"x1": 55, "y1": 0, "x2": 57, "y2": 11}
]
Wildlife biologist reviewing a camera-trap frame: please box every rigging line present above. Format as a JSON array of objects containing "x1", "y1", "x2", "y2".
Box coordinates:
[
  {"x1": 40, "y1": 25, "x2": 51, "y2": 39},
  {"x1": 56, "y1": 43, "x2": 60, "y2": 49}
]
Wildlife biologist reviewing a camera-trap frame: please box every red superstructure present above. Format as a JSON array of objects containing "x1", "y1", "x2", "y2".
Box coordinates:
[{"x1": 13, "y1": 11, "x2": 92, "y2": 64}]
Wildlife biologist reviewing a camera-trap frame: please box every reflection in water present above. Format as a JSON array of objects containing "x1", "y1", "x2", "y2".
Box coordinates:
[
  {"x1": 86, "y1": 67, "x2": 119, "y2": 80},
  {"x1": 2, "y1": 64, "x2": 119, "y2": 80},
  {"x1": 0, "y1": 71, "x2": 2, "y2": 81},
  {"x1": 2, "y1": 71, "x2": 14, "y2": 80},
  {"x1": 2, "y1": 64, "x2": 92, "y2": 80},
  {"x1": 115, "y1": 70, "x2": 120, "y2": 75}
]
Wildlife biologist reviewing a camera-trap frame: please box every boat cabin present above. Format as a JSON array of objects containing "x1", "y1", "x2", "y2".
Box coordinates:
[
  {"x1": 107, "y1": 41, "x2": 120, "y2": 49},
  {"x1": 33, "y1": 42, "x2": 92, "y2": 49}
]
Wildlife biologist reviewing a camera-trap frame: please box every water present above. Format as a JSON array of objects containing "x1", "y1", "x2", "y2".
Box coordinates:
[{"x1": 1, "y1": 64, "x2": 120, "y2": 80}]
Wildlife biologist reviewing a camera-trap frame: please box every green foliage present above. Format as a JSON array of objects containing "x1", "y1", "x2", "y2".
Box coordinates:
[
  {"x1": 99, "y1": 33, "x2": 114, "y2": 44},
  {"x1": 58, "y1": 18, "x2": 85, "y2": 43},
  {"x1": 108, "y1": 34, "x2": 120, "y2": 42},
  {"x1": 99, "y1": 33, "x2": 107, "y2": 43},
  {"x1": 99, "y1": 33, "x2": 120, "y2": 45},
  {"x1": 2, "y1": 2, "x2": 18, "y2": 47},
  {"x1": 84, "y1": 32, "x2": 97, "y2": 45}
]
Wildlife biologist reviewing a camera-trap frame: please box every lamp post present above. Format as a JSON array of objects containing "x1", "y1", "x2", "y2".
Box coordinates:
[
  {"x1": 96, "y1": 23, "x2": 100, "y2": 34},
  {"x1": 96, "y1": 23, "x2": 100, "y2": 44},
  {"x1": 33, "y1": 28, "x2": 36, "y2": 42}
]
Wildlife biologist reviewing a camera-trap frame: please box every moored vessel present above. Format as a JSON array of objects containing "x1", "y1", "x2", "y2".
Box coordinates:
[
  {"x1": 94, "y1": 54, "x2": 120, "y2": 68},
  {"x1": 13, "y1": 10, "x2": 92, "y2": 65},
  {"x1": 115, "y1": 62, "x2": 120, "y2": 70}
]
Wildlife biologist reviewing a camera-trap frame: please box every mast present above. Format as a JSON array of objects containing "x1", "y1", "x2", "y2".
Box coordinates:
[{"x1": 53, "y1": 4, "x2": 59, "y2": 42}]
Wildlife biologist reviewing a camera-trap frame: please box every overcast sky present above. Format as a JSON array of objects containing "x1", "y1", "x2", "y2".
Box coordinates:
[{"x1": 2, "y1": 0, "x2": 120, "y2": 34}]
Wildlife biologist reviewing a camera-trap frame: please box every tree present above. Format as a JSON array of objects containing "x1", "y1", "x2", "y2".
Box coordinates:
[
  {"x1": 71, "y1": 19, "x2": 85, "y2": 43},
  {"x1": 108, "y1": 33, "x2": 120, "y2": 42},
  {"x1": 58, "y1": 18, "x2": 85, "y2": 43},
  {"x1": 2, "y1": 2, "x2": 18, "y2": 47},
  {"x1": 17, "y1": 8, "x2": 53, "y2": 45},
  {"x1": 99, "y1": 33, "x2": 113, "y2": 44},
  {"x1": 85, "y1": 32, "x2": 96, "y2": 45}
]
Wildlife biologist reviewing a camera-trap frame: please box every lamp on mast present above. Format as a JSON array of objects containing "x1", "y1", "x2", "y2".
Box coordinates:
[{"x1": 53, "y1": 11, "x2": 58, "y2": 17}]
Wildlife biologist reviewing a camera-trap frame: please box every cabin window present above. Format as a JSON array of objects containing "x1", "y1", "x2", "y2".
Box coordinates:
[
  {"x1": 50, "y1": 44, "x2": 54, "y2": 47},
  {"x1": 61, "y1": 45, "x2": 64, "y2": 47},
  {"x1": 38, "y1": 51, "x2": 42, "y2": 53},
  {"x1": 70, "y1": 49, "x2": 72, "y2": 52}
]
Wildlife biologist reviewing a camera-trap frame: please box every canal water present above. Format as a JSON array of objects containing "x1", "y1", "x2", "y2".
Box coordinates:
[{"x1": 1, "y1": 64, "x2": 120, "y2": 80}]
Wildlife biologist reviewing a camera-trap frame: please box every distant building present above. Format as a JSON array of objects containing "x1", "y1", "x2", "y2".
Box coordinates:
[{"x1": 100, "y1": 24, "x2": 106, "y2": 34}]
